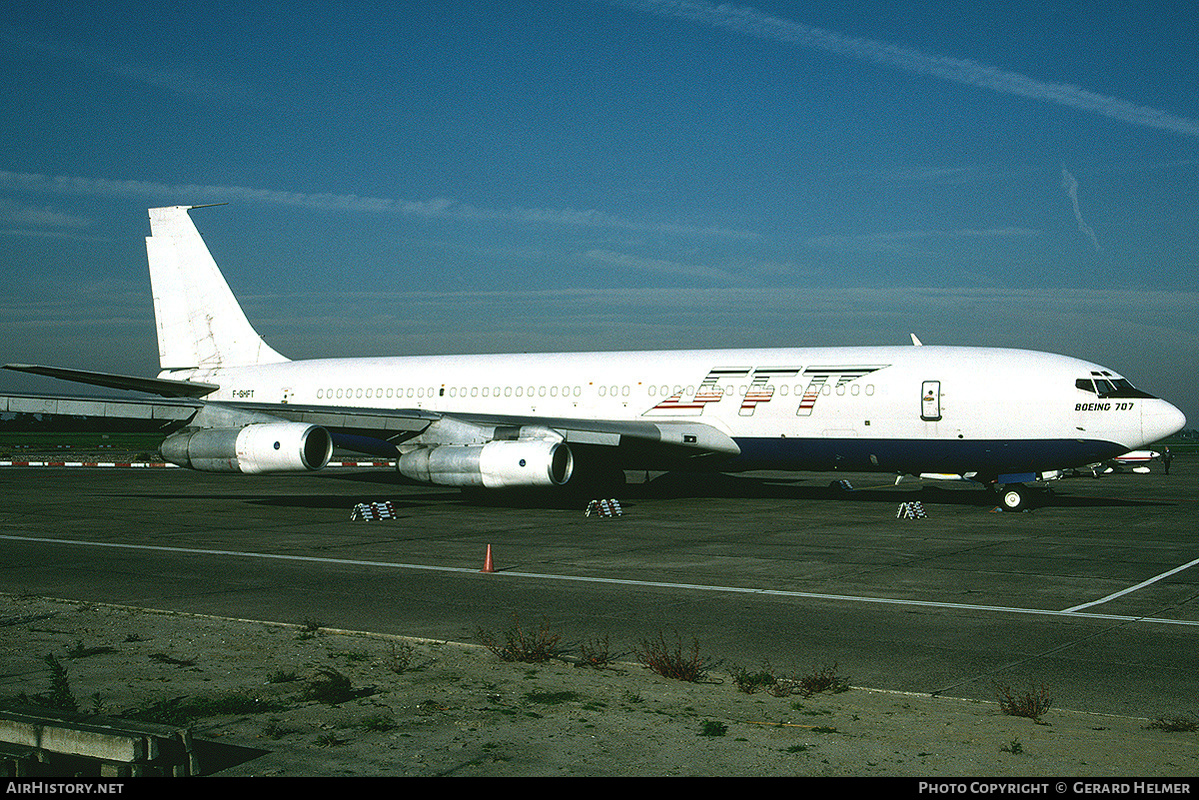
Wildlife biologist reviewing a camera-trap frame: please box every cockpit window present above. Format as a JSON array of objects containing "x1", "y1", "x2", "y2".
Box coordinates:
[
  {"x1": 1076, "y1": 374, "x2": 1156, "y2": 399},
  {"x1": 1106, "y1": 378, "x2": 1156, "y2": 398}
]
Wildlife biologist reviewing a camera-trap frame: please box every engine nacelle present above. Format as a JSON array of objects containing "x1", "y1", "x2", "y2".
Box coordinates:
[
  {"x1": 398, "y1": 439, "x2": 573, "y2": 489},
  {"x1": 161, "y1": 423, "x2": 333, "y2": 474}
]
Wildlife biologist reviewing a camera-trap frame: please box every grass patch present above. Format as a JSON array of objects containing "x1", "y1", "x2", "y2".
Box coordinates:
[
  {"x1": 732, "y1": 662, "x2": 849, "y2": 697},
  {"x1": 362, "y1": 714, "x2": 397, "y2": 732},
  {"x1": 577, "y1": 636, "x2": 619, "y2": 669},
  {"x1": 297, "y1": 618, "x2": 323, "y2": 640},
  {"x1": 15, "y1": 654, "x2": 78, "y2": 713},
  {"x1": 122, "y1": 693, "x2": 287, "y2": 725},
  {"x1": 315, "y1": 732, "x2": 347, "y2": 747},
  {"x1": 388, "y1": 642, "x2": 414, "y2": 674},
  {"x1": 636, "y1": 632, "x2": 712, "y2": 683},
  {"x1": 523, "y1": 690, "x2": 580, "y2": 705},
  {"x1": 731, "y1": 664, "x2": 779, "y2": 694},
  {"x1": 477, "y1": 615, "x2": 566, "y2": 664},
  {"x1": 66, "y1": 640, "x2": 116, "y2": 659},
  {"x1": 996, "y1": 681, "x2": 1053, "y2": 722},
  {"x1": 1148, "y1": 714, "x2": 1199, "y2": 733},
  {"x1": 300, "y1": 667, "x2": 371, "y2": 704},
  {"x1": 148, "y1": 653, "x2": 196, "y2": 667},
  {"x1": 794, "y1": 664, "x2": 849, "y2": 697}
]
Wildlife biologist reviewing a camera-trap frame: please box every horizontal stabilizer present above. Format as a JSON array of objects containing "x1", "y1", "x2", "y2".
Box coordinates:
[{"x1": 3, "y1": 364, "x2": 219, "y2": 398}]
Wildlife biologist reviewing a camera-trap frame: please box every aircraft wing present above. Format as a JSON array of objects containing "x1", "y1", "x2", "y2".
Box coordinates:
[
  {"x1": 1, "y1": 393, "x2": 202, "y2": 429},
  {"x1": 2, "y1": 389, "x2": 739, "y2": 465},
  {"x1": 449, "y1": 411, "x2": 740, "y2": 457},
  {"x1": 0, "y1": 392, "x2": 436, "y2": 443},
  {"x1": 5, "y1": 364, "x2": 219, "y2": 398},
  {"x1": 214, "y1": 401, "x2": 740, "y2": 461}
]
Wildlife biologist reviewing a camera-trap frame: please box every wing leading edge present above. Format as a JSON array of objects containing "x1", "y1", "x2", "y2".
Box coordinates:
[{"x1": 5, "y1": 364, "x2": 218, "y2": 398}]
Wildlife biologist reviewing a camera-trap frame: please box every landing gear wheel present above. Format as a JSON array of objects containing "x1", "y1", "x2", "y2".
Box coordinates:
[{"x1": 999, "y1": 484, "x2": 1028, "y2": 512}]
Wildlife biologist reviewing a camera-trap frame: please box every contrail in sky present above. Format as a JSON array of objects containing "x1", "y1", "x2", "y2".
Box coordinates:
[
  {"x1": 1061, "y1": 166, "x2": 1102, "y2": 253},
  {"x1": 631, "y1": 0, "x2": 1199, "y2": 137},
  {"x1": 0, "y1": 171, "x2": 755, "y2": 239}
]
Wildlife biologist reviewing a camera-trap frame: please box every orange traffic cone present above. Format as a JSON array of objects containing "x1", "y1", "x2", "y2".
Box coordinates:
[{"x1": 481, "y1": 544, "x2": 495, "y2": 573}]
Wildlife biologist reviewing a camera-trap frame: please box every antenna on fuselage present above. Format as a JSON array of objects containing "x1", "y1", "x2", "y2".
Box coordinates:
[{"x1": 910, "y1": 333, "x2": 924, "y2": 346}]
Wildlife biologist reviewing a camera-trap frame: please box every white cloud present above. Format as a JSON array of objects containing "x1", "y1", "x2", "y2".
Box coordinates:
[
  {"x1": 0, "y1": 29, "x2": 263, "y2": 104},
  {"x1": 583, "y1": 248, "x2": 747, "y2": 283},
  {"x1": 0, "y1": 199, "x2": 91, "y2": 229},
  {"x1": 805, "y1": 227, "x2": 1040, "y2": 254},
  {"x1": 632, "y1": 0, "x2": 1199, "y2": 137},
  {"x1": 0, "y1": 170, "x2": 756, "y2": 239}
]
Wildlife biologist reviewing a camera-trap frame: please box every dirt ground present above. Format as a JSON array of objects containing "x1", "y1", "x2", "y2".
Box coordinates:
[{"x1": 2, "y1": 593, "x2": 1196, "y2": 778}]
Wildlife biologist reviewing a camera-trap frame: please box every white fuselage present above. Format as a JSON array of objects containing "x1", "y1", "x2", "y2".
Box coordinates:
[{"x1": 162, "y1": 344, "x2": 1185, "y2": 478}]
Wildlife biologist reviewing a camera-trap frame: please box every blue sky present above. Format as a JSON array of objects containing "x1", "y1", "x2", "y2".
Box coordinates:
[{"x1": 1, "y1": 0, "x2": 1196, "y2": 425}]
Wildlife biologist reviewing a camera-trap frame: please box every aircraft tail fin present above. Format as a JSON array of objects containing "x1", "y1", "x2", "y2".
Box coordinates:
[{"x1": 146, "y1": 205, "x2": 289, "y2": 371}]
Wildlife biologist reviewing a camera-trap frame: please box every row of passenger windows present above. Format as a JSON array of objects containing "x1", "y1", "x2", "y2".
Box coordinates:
[
  {"x1": 313, "y1": 383, "x2": 876, "y2": 402},
  {"x1": 316, "y1": 386, "x2": 585, "y2": 401}
]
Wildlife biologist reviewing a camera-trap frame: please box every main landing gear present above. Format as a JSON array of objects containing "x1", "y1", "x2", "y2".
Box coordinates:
[
  {"x1": 997, "y1": 484, "x2": 1030, "y2": 512},
  {"x1": 993, "y1": 482, "x2": 1053, "y2": 512}
]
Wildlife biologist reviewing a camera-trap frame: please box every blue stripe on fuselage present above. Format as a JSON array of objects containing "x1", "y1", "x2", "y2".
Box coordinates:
[{"x1": 726, "y1": 437, "x2": 1126, "y2": 476}]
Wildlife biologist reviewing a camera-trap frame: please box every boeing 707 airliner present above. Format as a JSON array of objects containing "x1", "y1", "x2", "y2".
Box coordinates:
[{"x1": 3, "y1": 206, "x2": 1186, "y2": 511}]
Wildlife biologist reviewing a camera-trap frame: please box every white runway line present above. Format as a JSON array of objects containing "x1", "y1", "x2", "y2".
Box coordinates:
[
  {"x1": 1062, "y1": 555, "x2": 1199, "y2": 612},
  {"x1": 3, "y1": 534, "x2": 1197, "y2": 627}
]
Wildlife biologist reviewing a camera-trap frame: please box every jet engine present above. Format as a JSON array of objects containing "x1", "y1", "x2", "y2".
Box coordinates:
[
  {"x1": 161, "y1": 423, "x2": 333, "y2": 474},
  {"x1": 398, "y1": 439, "x2": 573, "y2": 489}
]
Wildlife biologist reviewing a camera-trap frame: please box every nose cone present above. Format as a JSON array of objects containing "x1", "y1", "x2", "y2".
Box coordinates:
[{"x1": 1143, "y1": 399, "x2": 1187, "y2": 444}]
